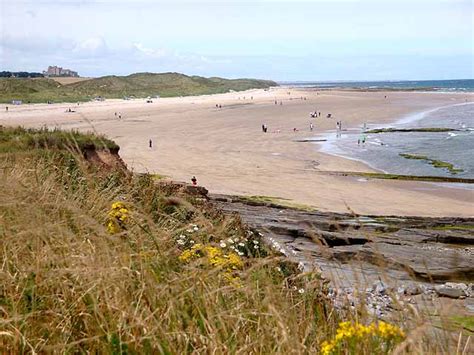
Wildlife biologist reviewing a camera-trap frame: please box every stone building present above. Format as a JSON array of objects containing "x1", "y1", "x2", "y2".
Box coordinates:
[{"x1": 43, "y1": 66, "x2": 79, "y2": 77}]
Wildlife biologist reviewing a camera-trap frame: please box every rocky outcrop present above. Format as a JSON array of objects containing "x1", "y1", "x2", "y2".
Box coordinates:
[{"x1": 211, "y1": 194, "x2": 474, "y2": 309}]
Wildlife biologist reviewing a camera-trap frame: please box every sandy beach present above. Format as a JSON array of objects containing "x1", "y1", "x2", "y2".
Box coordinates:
[{"x1": 1, "y1": 87, "x2": 473, "y2": 217}]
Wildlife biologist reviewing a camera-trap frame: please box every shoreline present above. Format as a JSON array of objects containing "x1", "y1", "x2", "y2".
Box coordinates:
[
  {"x1": 312, "y1": 101, "x2": 474, "y2": 185},
  {"x1": 1, "y1": 87, "x2": 473, "y2": 217}
]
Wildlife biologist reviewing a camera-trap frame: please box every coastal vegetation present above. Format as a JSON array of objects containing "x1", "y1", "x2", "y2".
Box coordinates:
[
  {"x1": 326, "y1": 171, "x2": 474, "y2": 183},
  {"x1": 0, "y1": 126, "x2": 467, "y2": 353},
  {"x1": 399, "y1": 153, "x2": 464, "y2": 174},
  {"x1": 365, "y1": 127, "x2": 458, "y2": 134},
  {"x1": 238, "y1": 195, "x2": 317, "y2": 211},
  {"x1": 0, "y1": 72, "x2": 277, "y2": 103}
]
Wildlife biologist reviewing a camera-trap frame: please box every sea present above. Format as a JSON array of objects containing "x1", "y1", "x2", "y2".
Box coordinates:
[
  {"x1": 282, "y1": 79, "x2": 474, "y2": 92},
  {"x1": 314, "y1": 101, "x2": 474, "y2": 183}
]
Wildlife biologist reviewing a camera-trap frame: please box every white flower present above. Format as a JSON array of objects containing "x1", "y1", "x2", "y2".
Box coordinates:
[
  {"x1": 292, "y1": 286, "x2": 297, "y2": 290},
  {"x1": 258, "y1": 232, "x2": 264, "y2": 236},
  {"x1": 186, "y1": 229, "x2": 193, "y2": 233},
  {"x1": 237, "y1": 251, "x2": 244, "y2": 256},
  {"x1": 177, "y1": 240, "x2": 185, "y2": 245},
  {"x1": 253, "y1": 240, "x2": 259, "y2": 244},
  {"x1": 233, "y1": 238, "x2": 240, "y2": 242},
  {"x1": 238, "y1": 242, "x2": 245, "y2": 247},
  {"x1": 254, "y1": 245, "x2": 259, "y2": 249},
  {"x1": 298, "y1": 262, "x2": 305, "y2": 271},
  {"x1": 179, "y1": 234, "x2": 186, "y2": 239},
  {"x1": 298, "y1": 289, "x2": 305, "y2": 294},
  {"x1": 227, "y1": 238, "x2": 234, "y2": 244},
  {"x1": 193, "y1": 226, "x2": 199, "y2": 231},
  {"x1": 220, "y1": 242, "x2": 227, "y2": 248},
  {"x1": 190, "y1": 240, "x2": 195, "y2": 244},
  {"x1": 276, "y1": 267, "x2": 282, "y2": 272}
]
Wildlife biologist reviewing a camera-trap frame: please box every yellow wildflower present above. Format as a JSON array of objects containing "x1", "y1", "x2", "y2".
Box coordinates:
[
  {"x1": 320, "y1": 321, "x2": 405, "y2": 355},
  {"x1": 106, "y1": 201, "x2": 130, "y2": 234}
]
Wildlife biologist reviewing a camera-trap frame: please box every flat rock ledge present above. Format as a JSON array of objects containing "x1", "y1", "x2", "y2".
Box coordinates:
[{"x1": 211, "y1": 194, "x2": 474, "y2": 316}]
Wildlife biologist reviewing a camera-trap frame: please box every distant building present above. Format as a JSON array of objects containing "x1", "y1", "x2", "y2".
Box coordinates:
[{"x1": 43, "y1": 66, "x2": 79, "y2": 77}]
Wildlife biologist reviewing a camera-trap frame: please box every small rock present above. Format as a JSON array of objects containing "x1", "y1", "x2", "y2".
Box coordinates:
[
  {"x1": 405, "y1": 285, "x2": 422, "y2": 296},
  {"x1": 372, "y1": 281, "x2": 388, "y2": 295},
  {"x1": 445, "y1": 282, "x2": 468, "y2": 291},
  {"x1": 435, "y1": 286, "x2": 466, "y2": 298}
]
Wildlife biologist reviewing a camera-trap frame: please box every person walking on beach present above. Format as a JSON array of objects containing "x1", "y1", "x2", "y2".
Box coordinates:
[
  {"x1": 310, "y1": 122, "x2": 314, "y2": 131},
  {"x1": 191, "y1": 176, "x2": 197, "y2": 186},
  {"x1": 149, "y1": 139, "x2": 153, "y2": 148},
  {"x1": 5, "y1": 106, "x2": 8, "y2": 112}
]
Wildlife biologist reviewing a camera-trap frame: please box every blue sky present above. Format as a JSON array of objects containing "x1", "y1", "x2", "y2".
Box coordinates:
[{"x1": 1, "y1": 0, "x2": 472, "y2": 80}]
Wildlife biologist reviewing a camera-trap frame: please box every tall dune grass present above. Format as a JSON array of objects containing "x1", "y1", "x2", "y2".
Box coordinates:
[{"x1": 0, "y1": 127, "x2": 469, "y2": 353}]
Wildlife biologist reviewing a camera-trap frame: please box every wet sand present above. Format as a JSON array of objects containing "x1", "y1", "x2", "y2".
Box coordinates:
[{"x1": 1, "y1": 87, "x2": 473, "y2": 217}]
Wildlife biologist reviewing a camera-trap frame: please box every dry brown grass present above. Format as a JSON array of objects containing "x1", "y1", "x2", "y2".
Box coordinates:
[{"x1": 0, "y1": 129, "x2": 470, "y2": 353}]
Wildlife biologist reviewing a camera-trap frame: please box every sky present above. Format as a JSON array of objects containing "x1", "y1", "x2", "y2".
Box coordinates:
[{"x1": 1, "y1": 0, "x2": 473, "y2": 81}]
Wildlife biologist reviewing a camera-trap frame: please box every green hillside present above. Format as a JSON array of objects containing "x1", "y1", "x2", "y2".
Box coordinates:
[{"x1": 0, "y1": 72, "x2": 277, "y2": 103}]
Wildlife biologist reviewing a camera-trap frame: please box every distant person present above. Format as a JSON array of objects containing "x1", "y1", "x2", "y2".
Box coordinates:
[
  {"x1": 251, "y1": 96, "x2": 253, "y2": 100},
  {"x1": 262, "y1": 124, "x2": 265, "y2": 132},
  {"x1": 114, "y1": 112, "x2": 117, "y2": 117},
  {"x1": 318, "y1": 112, "x2": 321, "y2": 117},
  {"x1": 275, "y1": 100, "x2": 277, "y2": 105},
  {"x1": 219, "y1": 104, "x2": 222, "y2": 108},
  {"x1": 149, "y1": 139, "x2": 153, "y2": 148},
  {"x1": 310, "y1": 122, "x2": 314, "y2": 131},
  {"x1": 5, "y1": 106, "x2": 8, "y2": 112},
  {"x1": 191, "y1": 176, "x2": 197, "y2": 186},
  {"x1": 216, "y1": 104, "x2": 218, "y2": 108},
  {"x1": 118, "y1": 113, "x2": 122, "y2": 119}
]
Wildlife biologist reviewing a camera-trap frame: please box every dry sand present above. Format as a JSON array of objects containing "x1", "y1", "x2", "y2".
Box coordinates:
[{"x1": 1, "y1": 88, "x2": 473, "y2": 217}]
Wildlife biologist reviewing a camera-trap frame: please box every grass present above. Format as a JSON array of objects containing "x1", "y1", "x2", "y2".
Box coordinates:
[
  {"x1": 0, "y1": 126, "x2": 118, "y2": 154},
  {"x1": 0, "y1": 127, "x2": 468, "y2": 353},
  {"x1": 450, "y1": 316, "x2": 474, "y2": 332},
  {"x1": 365, "y1": 127, "x2": 458, "y2": 134},
  {"x1": 399, "y1": 153, "x2": 464, "y2": 174},
  {"x1": 329, "y1": 171, "x2": 474, "y2": 184},
  {"x1": 239, "y1": 195, "x2": 317, "y2": 212},
  {"x1": 0, "y1": 72, "x2": 277, "y2": 103}
]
